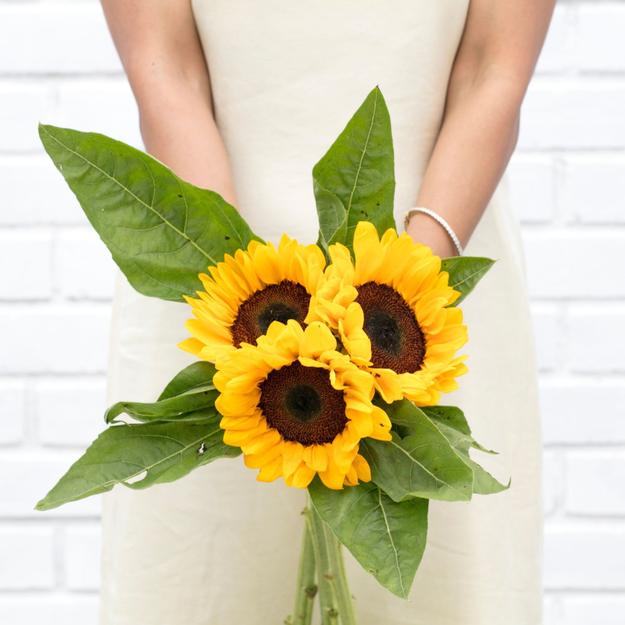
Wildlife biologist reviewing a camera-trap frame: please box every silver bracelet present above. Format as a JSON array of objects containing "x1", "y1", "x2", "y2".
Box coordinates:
[{"x1": 403, "y1": 207, "x2": 463, "y2": 256}]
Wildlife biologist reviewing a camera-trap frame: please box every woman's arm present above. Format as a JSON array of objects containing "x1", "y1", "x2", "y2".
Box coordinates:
[
  {"x1": 406, "y1": 0, "x2": 555, "y2": 256},
  {"x1": 101, "y1": 0, "x2": 238, "y2": 205}
]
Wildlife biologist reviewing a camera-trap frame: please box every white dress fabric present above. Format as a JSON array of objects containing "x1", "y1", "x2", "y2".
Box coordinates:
[{"x1": 100, "y1": 1, "x2": 543, "y2": 624}]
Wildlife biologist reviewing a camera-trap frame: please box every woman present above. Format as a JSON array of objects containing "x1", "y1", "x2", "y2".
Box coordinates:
[{"x1": 100, "y1": 1, "x2": 554, "y2": 624}]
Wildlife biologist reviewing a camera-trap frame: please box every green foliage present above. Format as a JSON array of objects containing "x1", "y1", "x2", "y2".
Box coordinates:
[
  {"x1": 106, "y1": 361, "x2": 218, "y2": 424},
  {"x1": 441, "y1": 256, "x2": 495, "y2": 304},
  {"x1": 309, "y1": 479, "x2": 428, "y2": 599},
  {"x1": 421, "y1": 406, "x2": 508, "y2": 495},
  {"x1": 158, "y1": 361, "x2": 217, "y2": 400},
  {"x1": 360, "y1": 429, "x2": 474, "y2": 503},
  {"x1": 36, "y1": 418, "x2": 240, "y2": 511},
  {"x1": 39, "y1": 124, "x2": 259, "y2": 302},
  {"x1": 313, "y1": 86, "x2": 396, "y2": 253}
]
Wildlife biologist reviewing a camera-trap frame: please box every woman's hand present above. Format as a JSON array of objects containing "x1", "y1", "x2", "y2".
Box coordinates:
[
  {"x1": 407, "y1": 0, "x2": 556, "y2": 253},
  {"x1": 101, "y1": 0, "x2": 238, "y2": 205}
]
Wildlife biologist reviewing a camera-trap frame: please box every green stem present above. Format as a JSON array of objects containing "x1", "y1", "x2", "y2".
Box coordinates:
[
  {"x1": 306, "y1": 501, "x2": 357, "y2": 625},
  {"x1": 288, "y1": 514, "x2": 317, "y2": 625},
  {"x1": 324, "y1": 522, "x2": 357, "y2": 625}
]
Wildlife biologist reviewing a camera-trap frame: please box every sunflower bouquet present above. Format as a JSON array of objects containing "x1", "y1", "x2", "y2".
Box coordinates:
[{"x1": 36, "y1": 86, "x2": 505, "y2": 624}]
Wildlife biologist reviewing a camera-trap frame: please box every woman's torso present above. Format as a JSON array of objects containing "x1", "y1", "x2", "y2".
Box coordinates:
[{"x1": 191, "y1": 0, "x2": 471, "y2": 244}]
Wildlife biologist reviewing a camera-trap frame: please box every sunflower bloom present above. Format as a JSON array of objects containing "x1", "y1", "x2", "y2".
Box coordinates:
[
  {"x1": 213, "y1": 319, "x2": 391, "y2": 489},
  {"x1": 179, "y1": 235, "x2": 326, "y2": 362},
  {"x1": 317, "y1": 221, "x2": 468, "y2": 406}
]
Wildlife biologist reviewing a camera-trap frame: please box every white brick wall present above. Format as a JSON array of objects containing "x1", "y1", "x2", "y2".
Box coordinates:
[{"x1": 0, "y1": 1, "x2": 623, "y2": 624}]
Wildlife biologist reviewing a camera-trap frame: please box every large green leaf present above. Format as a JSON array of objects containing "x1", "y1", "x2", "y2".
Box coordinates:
[
  {"x1": 312, "y1": 86, "x2": 395, "y2": 252},
  {"x1": 106, "y1": 361, "x2": 218, "y2": 424},
  {"x1": 309, "y1": 480, "x2": 428, "y2": 599},
  {"x1": 421, "y1": 406, "x2": 508, "y2": 495},
  {"x1": 39, "y1": 124, "x2": 259, "y2": 301},
  {"x1": 441, "y1": 256, "x2": 494, "y2": 305},
  {"x1": 36, "y1": 418, "x2": 239, "y2": 511},
  {"x1": 360, "y1": 426, "x2": 474, "y2": 503}
]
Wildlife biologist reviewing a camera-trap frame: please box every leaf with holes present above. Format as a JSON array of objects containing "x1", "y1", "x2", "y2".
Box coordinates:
[
  {"x1": 309, "y1": 479, "x2": 428, "y2": 598},
  {"x1": 36, "y1": 418, "x2": 239, "y2": 511},
  {"x1": 312, "y1": 86, "x2": 396, "y2": 252},
  {"x1": 39, "y1": 124, "x2": 259, "y2": 301}
]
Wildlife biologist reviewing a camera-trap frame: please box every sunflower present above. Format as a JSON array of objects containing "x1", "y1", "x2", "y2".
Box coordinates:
[
  {"x1": 213, "y1": 319, "x2": 392, "y2": 489},
  {"x1": 313, "y1": 221, "x2": 468, "y2": 406},
  {"x1": 179, "y1": 235, "x2": 326, "y2": 362}
]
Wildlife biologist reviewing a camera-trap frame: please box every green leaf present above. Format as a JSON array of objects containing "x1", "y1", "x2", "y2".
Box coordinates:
[
  {"x1": 422, "y1": 405, "x2": 494, "y2": 454},
  {"x1": 360, "y1": 424, "x2": 474, "y2": 503},
  {"x1": 105, "y1": 393, "x2": 219, "y2": 424},
  {"x1": 312, "y1": 86, "x2": 395, "y2": 252},
  {"x1": 106, "y1": 361, "x2": 218, "y2": 424},
  {"x1": 421, "y1": 406, "x2": 509, "y2": 495},
  {"x1": 366, "y1": 399, "x2": 475, "y2": 501},
  {"x1": 36, "y1": 419, "x2": 239, "y2": 511},
  {"x1": 309, "y1": 480, "x2": 428, "y2": 599},
  {"x1": 158, "y1": 361, "x2": 216, "y2": 400},
  {"x1": 441, "y1": 256, "x2": 495, "y2": 304},
  {"x1": 39, "y1": 124, "x2": 259, "y2": 302}
]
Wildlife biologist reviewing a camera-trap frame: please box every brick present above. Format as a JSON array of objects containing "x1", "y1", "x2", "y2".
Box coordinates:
[
  {"x1": 567, "y1": 308, "x2": 625, "y2": 374},
  {"x1": 540, "y1": 381, "x2": 625, "y2": 445},
  {"x1": 34, "y1": 380, "x2": 106, "y2": 447},
  {"x1": 0, "y1": 526, "x2": 55, "y2": 590},
  {"x1": 0, "y1": 232, "x2": 53, "y2": 300},
  {"x1": 543, "y1": 595, "x2": 561, "y2": 625},
  {"x1": 543, "y1": 451, "x2": 564, "y2": 518},
  {"x1": 553, "y1": 595, "x2": 625, "y2": 625},
  {"x1": 578, "y1": 4, "x2": 625, "y2": 72},
  {"x1": 0, "y1": 4, "x2": 121, "y2": 74},
  {"x1": 0, "y1": 383, "x2": 24, "y2": 445},
  {"x1": 0, "y1": 156, "x2": 86, "y2": 226},
  {"x1": 0, "y1": 453, "x2": 101, "y2": 518},
  {"x1": 0, "y1": 84, "x2": 53, "y2": 153},
  {"x1": 0, "y1": 306, "x2": 110, "y2": 374},
  {"x1": 535, "y1": 4, "x2": 575, "y2": 75},
  {"x1": 566, "y1": 451, "x2": 625, "y2": 516},
  {"x1": 531, "y1": 305, "x2": 561, "y2": 372},
  {"x1": 507, "y1": 156, "x2": 556, "y2": 223},
  {"x1": 561, "y1": 155, "x2": 625, "y2": 224},
  {"x1": 65, "y1": 525, "x2": 101, "y2": 591},
  {"x1": 519, "y1": 81, "x2": 625, "y2": 150},
  {"x1": 544, "y1": 524, "x2": 625, "y2": 589},
  {"x1": 54, "y1": 229, "x2": 116, "y2": 300},
  {"x1": 523, "y1": 233, "x2": 625, "y2": 299},
  {"x1": 54, "y1": 80, "x2": 143, "y2": 148},
  {"x1": 0, "y1": 596, "x2": 98, "y2": 625}
]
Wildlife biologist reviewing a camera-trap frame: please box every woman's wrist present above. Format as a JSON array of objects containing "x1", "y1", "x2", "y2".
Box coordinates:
[{"x1": 404, "y1": 210, "x2": 461, "y2": 258}]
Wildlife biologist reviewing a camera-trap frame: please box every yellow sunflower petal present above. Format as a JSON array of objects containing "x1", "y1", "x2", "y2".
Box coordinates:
[{"x1": 287, "y1": 462, "x2": 316, "y2": 488}]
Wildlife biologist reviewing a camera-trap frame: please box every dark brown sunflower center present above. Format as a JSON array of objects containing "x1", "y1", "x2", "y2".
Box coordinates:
[
  {"x1": 259, "y1": 361, "x2": 347, "y2": 445},
  {"x1": 231, "y1": 280, "x2": 310, "y2": 347},
  {"x1": 356, "y1": 281, "x2": 425, "y2": 373}
]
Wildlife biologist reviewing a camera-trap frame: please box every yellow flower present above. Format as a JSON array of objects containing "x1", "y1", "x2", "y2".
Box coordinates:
[
  {"x1": 315, "y1": 221, "x2": 468, "y2": 406},
  {"x1": 213, "y1": 319, "x2": 391, "y2": 489},
  {"x1": 179, "y1": 235, "x2": 326, "y2": 362}
]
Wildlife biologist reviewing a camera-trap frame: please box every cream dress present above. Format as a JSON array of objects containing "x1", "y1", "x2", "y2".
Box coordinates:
[{"x1": 100, "y1": 1, "x2": 543, "y2": 624}]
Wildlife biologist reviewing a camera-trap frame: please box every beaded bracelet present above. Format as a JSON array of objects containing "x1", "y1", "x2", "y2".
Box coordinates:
[{"x1": 403, "y1": 207, "x2": 463, "y2": 256}]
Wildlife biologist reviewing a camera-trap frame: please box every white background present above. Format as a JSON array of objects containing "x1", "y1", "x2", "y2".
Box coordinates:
[{"x1": 1, "y1": 1, "x2": 624, "y2": 624}]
